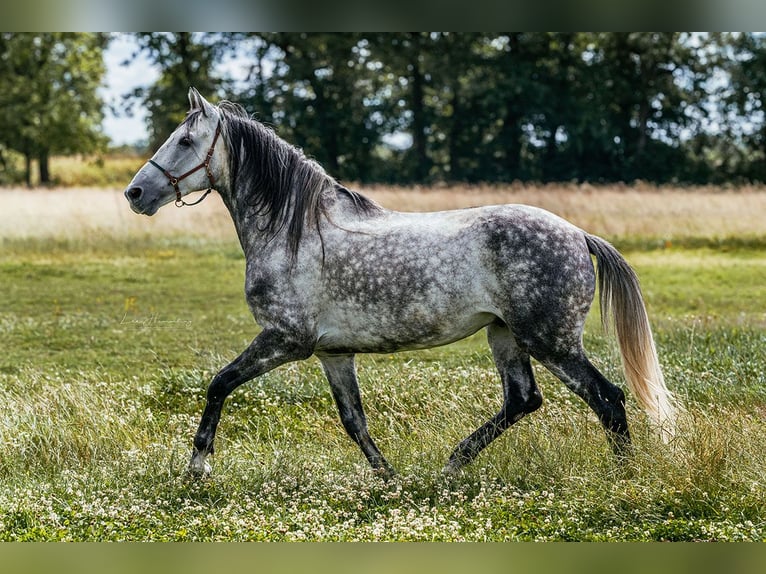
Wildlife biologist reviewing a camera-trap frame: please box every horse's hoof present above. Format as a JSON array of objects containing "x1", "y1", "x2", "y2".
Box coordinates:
[
  {"x1": 373, "y1": 465, "x2": 396, "y2": 481},
  {"x1": 441, "y1": 461, "x2": 464, "y2": 479},
  {"x1": 186, "y1": 457, "x2": 212, "y2": 479}
]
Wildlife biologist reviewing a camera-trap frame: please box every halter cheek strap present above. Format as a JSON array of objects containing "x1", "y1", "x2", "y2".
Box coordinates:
[{"x1": 148, "y1": 122, "x2": 222, "y2": 207}]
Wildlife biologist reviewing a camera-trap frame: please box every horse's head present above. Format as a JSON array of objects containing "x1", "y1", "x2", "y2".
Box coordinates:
[{"x1": 125, "y1": 88, "x2": 225, "y2": 215}]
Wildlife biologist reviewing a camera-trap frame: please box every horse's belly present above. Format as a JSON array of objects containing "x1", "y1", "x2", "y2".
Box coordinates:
[{"x1": 314, "y1": 308, "x2": 496, "y2": 354}]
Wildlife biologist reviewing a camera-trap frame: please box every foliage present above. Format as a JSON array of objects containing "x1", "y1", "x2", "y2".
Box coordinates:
[{"x1": 720, "y1": 32, "x2": 766, "y2": 182}]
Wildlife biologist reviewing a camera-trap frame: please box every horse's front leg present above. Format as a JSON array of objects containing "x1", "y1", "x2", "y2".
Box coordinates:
[{"x1": 188, "y1": 328, "x2": 313, "y2": 477}]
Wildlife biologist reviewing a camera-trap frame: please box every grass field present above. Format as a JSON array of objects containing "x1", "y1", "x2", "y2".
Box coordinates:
[{"x1": 0, "y1": 185, "x2": 764, "y2": 541}]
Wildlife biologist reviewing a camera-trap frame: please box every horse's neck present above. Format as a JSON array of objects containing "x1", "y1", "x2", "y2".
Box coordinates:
[
  {"x1": 219, "y1": 179, "x2": 375, "y2": 258},
  {"x1": 217, "y1": 183, "x2": 270, "y2": 254},
  {"x1": 217, "y1": 180, "x2": 322, "y2": 256}
]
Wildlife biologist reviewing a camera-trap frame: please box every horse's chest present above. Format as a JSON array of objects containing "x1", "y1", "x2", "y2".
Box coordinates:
[{"x1": 243, "y1": 265, "x2": 310, "y2": 327}]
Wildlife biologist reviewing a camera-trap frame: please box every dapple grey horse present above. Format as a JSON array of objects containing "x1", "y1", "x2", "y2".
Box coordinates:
[{"x1": 125, "y1": 88, "x2": 675, "y2": 478}]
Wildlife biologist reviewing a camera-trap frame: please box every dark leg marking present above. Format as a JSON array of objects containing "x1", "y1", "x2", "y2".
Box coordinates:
[
  {"x1": 188, "y1": 328, "x2": 313, "y2": 475},
  {"x1": 320, "y1": 354, "x2": 394, "y2": 478},
  {"x1": 444, "y1": 321, "x2": 543, "y2": 473},
  {"x1": 540, "y1": 351, "x2": 632, "y2": 458}
]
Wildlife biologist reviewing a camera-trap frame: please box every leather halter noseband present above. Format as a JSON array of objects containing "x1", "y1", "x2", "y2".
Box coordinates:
[{"x1": 148, "y1": 122, "x2": 222, "y2": 207}]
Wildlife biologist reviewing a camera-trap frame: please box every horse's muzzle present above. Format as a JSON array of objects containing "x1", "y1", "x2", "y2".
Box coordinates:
[{"x1": 124, "y1": 185, "x2": 156, "y2": 215}]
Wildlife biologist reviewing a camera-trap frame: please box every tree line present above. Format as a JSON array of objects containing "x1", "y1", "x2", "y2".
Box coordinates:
[{"x1": 3, "y1": 32, "x2": 766, "y2": 186}]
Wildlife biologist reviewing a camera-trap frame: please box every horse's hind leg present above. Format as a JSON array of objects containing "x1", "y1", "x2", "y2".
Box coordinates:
[
  {"x1": 540, "y1": 351, "x2": 631, "y2": 457},
  {"x1": 319, "y1": 354, "x2": 394, "y2": 478},
  {"x1": 444, "y1": 321, "x2": 543, "y2": 474}
]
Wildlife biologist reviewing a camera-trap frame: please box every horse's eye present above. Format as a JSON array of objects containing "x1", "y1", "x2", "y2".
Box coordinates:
[{"x1": 179, "y1": 136, "x2": 192, "y2": 147}]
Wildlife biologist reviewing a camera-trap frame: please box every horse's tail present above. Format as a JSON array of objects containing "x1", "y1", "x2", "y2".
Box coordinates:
[{"x1": 585, "y1": 233, "x2": 676, "y2": 441}]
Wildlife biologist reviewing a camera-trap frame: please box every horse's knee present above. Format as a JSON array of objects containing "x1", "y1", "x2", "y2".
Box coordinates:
[
  {"x1": 500, "y1": 387, "x2": 542, "y2": 425},
  {"x1": 206, "y1": 367, "x2": 240, "y2": 402}
]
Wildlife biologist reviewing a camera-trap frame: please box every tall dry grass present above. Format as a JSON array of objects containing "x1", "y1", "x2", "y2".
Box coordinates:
[
  {"x1": 0, "y1": 187, "x2": 236, "y2": 241},
  {"x1": 0, "y1": 184, "x2": 764, "y2": 242},
  {"x1": 363, "y1": 183, "x2": 766, "y2": 241}
]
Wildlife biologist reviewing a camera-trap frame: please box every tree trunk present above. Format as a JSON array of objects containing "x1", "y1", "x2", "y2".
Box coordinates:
[
  {"x1": 499, "y1": 108, "x2": 522, "y2": 180},
  {"x1": 499, "y1": 35, "x2": 524, "y2": 180},
  {"x1": 24, "y1": 153, "x2": 32, "y2": 187},
  {"x1": 309, "y1": 79, "x2": 340, "y2": 175},
  {"x1": 409, "y1": 35, "x2": 429, "y2": 182},
  {"x1": 542, "y1": 124, "x2": 561, "y2": 182},
  {"x1": 39, "y1": 149, "x2": 50, "y2": 185},
  {"x1": 448, "y1": 84, "x2": 462, "y2": 180}
]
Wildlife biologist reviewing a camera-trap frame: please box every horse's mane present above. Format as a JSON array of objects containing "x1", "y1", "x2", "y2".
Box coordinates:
[{"x1": 186, "y1": 101, "x2": 381, "y2": 257}]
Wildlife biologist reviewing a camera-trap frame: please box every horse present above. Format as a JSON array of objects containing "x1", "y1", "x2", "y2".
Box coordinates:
[{"x1": 125, "y1": 88, "x2": 676, "y2": 478}]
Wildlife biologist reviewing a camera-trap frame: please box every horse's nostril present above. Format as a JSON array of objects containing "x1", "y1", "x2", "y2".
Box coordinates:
[{"x1": 126, "y1": 186, "x2": 143, "y2": 201}]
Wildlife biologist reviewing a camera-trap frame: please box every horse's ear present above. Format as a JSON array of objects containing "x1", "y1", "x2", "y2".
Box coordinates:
[
  {"x1": 188, "y1": 87, "x2": 201, "y2": 110},
  {"x1": 188, "y1": 87, "x2": 215, "y2": 117}
]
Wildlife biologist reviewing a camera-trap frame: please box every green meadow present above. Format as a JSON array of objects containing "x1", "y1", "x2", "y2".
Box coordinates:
[{"x1": 0, "y1": 187, "x2": 764, "y2": 541}]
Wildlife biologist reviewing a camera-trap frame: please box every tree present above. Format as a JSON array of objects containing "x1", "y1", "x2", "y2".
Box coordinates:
[
  {"x1": 367, "y1": 32, "x2": 435, "y2": 182},
  {"x1": 126, "y1": 33, "x2": 224, "y2": 151},
  {"x1": 575, "y1": 33, "x2": 708, "y2": 183},
  {"x1": 721, "y1": 32, "x2": 766, "y2": 181},
  {"x1": 0, "y1": 33, "x2": 107, "y2": 185},
  {"x1": 238, "y1": 33, "x2": 383, "y2": 182}
]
